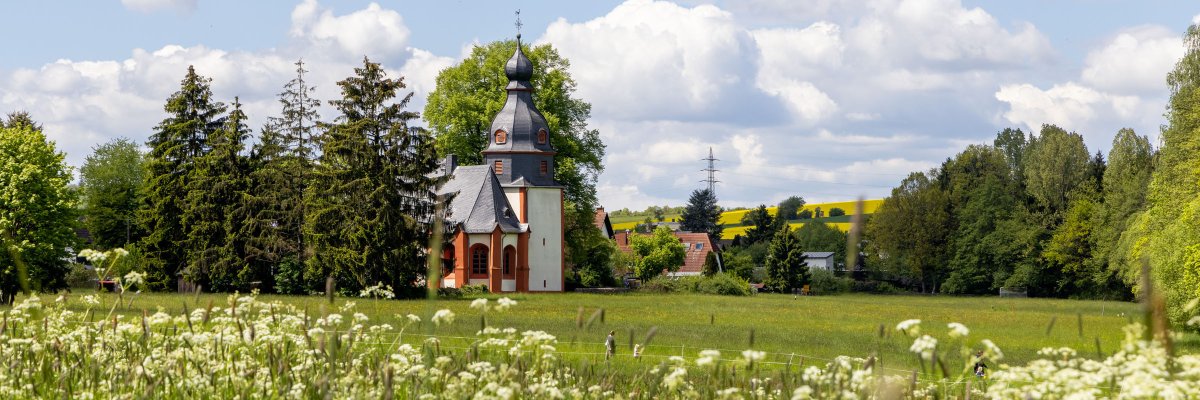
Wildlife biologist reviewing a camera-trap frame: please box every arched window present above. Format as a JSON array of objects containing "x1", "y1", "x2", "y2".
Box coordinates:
[
  {"x1": 503, "y1": 246, "x2": 516, "y2": 277},
  {"x1": 470, "y1": 245, "x2": 489, "y2": 276},
  {"x1": 495, "y1": 129, "x2": 507, "y2": 144},
  {"x1": 493, "y1": 160, "x2": 504, "y2": 174},
  {"x1": 537, "y1": 128, "x2": 548, "y2": 145}
]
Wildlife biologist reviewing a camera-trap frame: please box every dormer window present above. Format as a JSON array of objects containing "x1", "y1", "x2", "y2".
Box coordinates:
[
  {"x1": 495, "y1": 129, "x2": 508, "y2": 144},
  {"x1": 537, "y1": 128, "x2": 547, "y2": 145}
]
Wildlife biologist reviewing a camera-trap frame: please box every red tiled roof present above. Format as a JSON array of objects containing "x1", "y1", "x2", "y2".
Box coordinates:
[{"x1": 613, "y1": 230, "x2": 713, "y2": 274}]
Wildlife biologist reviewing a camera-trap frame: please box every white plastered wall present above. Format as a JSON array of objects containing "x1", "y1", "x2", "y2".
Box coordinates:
[{"x1": 525, "y1": 187, "x2": 563, "y2": 291}]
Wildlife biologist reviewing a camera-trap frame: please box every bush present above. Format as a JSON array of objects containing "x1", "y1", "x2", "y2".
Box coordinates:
[
  {"x1": 637, "y1": 273, "x2": 753, "y2": 296},
  {"x1": 461, "y1": 284, "x2": 489, "y2": 296},
  {"x1": 852, "y1": 280, "x2": 904, "y2": 294},
  {"x1": 437, "y1": 287, "x2": 463, "y2": 299},
  {"x1": 809, "y1": 268, "x2": 853, "y2": 294},
  {"x1": 65, "y1": 263, "x2": 95, "y2": 290}
]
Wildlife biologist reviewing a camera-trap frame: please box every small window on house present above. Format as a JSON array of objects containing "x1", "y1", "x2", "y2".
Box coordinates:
[
  {"x1": 539, "y1": 160, "x2": 548, "y2": 176},
  {"x1": 696, "y1": 243, "x2": 703, "y2": 250},
  {"x1": 537, "y1": 128, "x2": 547, "y2": 144},
  {"x1": 493, "y1": 160, "x2": 503, "y2": 174},
  {"x1": 495, "y1": 129, "x2": 507, "y2": 144}
]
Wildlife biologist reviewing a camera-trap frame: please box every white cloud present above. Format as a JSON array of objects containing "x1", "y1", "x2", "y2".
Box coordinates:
[
  {"x1": 1081, "y1": 26, "x2": 1183, "y2": 94},
  {"x1": 540, "y1": 0, "x2": 764, "y2": 120},
  {"x1": 289, "y1": 0, "x2": 412, "y2": 61},
  {"x1": 121, "y1": 0, "x2": 196, "y2": 14},
  {"x1": 0, "y1": 1, "x2": 440, "y2": 176}
]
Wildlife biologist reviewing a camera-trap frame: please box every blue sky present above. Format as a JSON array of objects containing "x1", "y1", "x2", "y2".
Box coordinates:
[{"x1": 1, "y1": 0, "x2": 1196, "y2": 210}]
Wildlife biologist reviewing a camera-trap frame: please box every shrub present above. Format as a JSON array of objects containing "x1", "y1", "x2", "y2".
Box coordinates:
[
  {"x1": 638, "y1": 273, "x2": 753, "y2": 296},
  {"x1": 809, "y1": 268, "x2": 853, "y2": 294},
  {"x1": 437, "y1": 287, "x2": 463, "y2": 299},
  {"x1": 65, "y1": 263, "x2": 94, "y2": 290},
  {"x1": 461, "y1": 284, "x2": 489, "y2": 296}
]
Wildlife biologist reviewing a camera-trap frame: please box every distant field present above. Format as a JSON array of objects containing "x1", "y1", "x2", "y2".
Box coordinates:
[
  {"x1": 610, "y1": 199, "x2": 884, "y2": 237},
  {"x1": 38, "y1": 291, "x2": 1165, "y2": 374}
]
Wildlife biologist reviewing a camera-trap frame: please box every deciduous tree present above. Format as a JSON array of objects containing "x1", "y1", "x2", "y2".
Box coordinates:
[
  {"x1": 80, "y1": 138, "x2": 145, "y2": 249},
  {"x1": 629, "y1": 226, "x2": 685, "y2": 281},
  {"x1": 0, "y1": 124, "x2": 78, "y2": 304}
]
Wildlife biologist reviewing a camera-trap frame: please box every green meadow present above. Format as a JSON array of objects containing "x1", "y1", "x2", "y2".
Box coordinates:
[{"x1": 41, "y1": 290, "x2": 1167, "y2": 374}]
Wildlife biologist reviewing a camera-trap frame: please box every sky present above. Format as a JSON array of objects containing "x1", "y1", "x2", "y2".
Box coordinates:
[{"x1": 1, "y1": 0, "x2": 1196, "y2": 211}]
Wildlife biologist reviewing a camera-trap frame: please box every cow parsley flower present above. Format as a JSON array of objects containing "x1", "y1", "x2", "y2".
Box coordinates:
[
  {"x1": 496, "y1": 297, "x2": 517, "y2": 311},
  {"x1": 432, "y1": 309, "x2": 455, "y2": 326},
  {"x1": 470, "y1": 298, "x2": 489, "y2": 311},
  {"x1": 742, "y1": 349, "x2": 766, "y2": 363},
  {"x1": 909, "y1": 334, "x2": 937, "y2": 360},
  {"x1": 947, "y1": 322, "x2": 969, "y2": 338},
  {"x1": 896, "y1": 319, "x2": 921, "y2": 337}
]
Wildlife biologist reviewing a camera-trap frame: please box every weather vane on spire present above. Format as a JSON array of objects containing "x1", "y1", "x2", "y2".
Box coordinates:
[{"x1": 514, "y1": 9, "x2": 523, "y2": 37}]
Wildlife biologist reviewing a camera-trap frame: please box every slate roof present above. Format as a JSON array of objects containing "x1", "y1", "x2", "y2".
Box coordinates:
[
  {"x1": 802, "y1": 251, "x2": 835, "y2": 258},
  {"x1": 484, "y1": 37, "x2": 554, "y2": 154},
  {"x1": 437, "y1": 165, "x2": 526, "y2": 234}
]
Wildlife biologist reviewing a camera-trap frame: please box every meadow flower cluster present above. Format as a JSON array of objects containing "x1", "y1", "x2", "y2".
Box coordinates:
[{"x1": 0, "y1": 294, "x2": 1197, "y2": 399}]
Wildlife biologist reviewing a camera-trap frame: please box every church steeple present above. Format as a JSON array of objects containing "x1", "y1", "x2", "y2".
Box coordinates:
[{"x1": 482, "y1": 32, "x2": 557, "y2": 187}]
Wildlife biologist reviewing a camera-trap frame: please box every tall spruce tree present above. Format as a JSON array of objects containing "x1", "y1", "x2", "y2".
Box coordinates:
[
  {"x1": 245, "y1": 60, "x2": 323, "y2": 293},
  {"x1": 140, "y1": 66, "x2": 226, "y2": 291},
  {"x1": 306, "y1": 57, "x2": 443, "y2": 295},
  {"x1": 740, "y1": 205, "x2": 776, "y2": 245},
  {"x1": 182, "y1": 99, "x2": 251, "y2": 291},
  {"x1": 679, "y1": 188, "x2": 722, "y2": 243},
  {"x1": 763, "y1": 224, "x2": 808, "y2": 293}
]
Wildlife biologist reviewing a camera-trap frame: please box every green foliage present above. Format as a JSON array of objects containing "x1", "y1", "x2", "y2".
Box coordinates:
[
  {"x1": 763, "y1": 224, "x2": 808, "y2": 293},
  {"x1": 0, "y1": 123, "x2": 78, "y2": 303},
  {"x1": 776, "y1": 195, "x2": 805, "y2": 221},
  {"x1": 794, "y1": 220, "x2": 846, "y2": 269},
  {"x1": 244, "y1": 60, "x2": 323, "y2": 292},
  {"x1": 423, "y1": 40, "x2": 605, "y2": 280},
  {"x1": 719, "y1": 247, "x2": 756, "y2": 282},
  {"x1": 628, "y1": 226, "x2": 685, "y2": 281},
  {"x1": 679, "y1": 188, "x2": 722, "y2": 242},
  {"x1": 305, "y1": 57, "x2": 443, "y2": 295},
  {"x1": 639, "y1": 273, "x2": 753, "y2": 296},
  {"x1": 460, "y1": 284, "x2": 489, "y2": 296},
  {"x1": 740, "y1": 204, "x2": 776, "y2": 245},
  {"x1": 79, "y1": 138, "x2": 145, "y2": 249},
  {"x1": 940, "y1": 145, "x2": 1028, "y2": 295},
  {"x1": 568, "y1": 225, "x2": 618, "y2": 288},
  {"x1": 809, "y1": 268, "x2": 853, "y2": 294},
  {"x1": 1023, "y1": 124, "x2": 1091, "y2": 215},
  {"x1": 797, "y1": 209, "x2": 813, "y2": 219},
  {"x1": 701, "y1": 251, "x2": 720, "y2": 277},
  {"x1": 139, "y1": 66, "x2": 227, "y2": 291},
  {"x1": 66, "y1": 262, "x2": 94, "y2": 289},
  {"x1": 182, "y1": 99, "x2": 252, "y2": 291},
  {"x1": 1098, "y1": 129, "x2": 1153, "y2": 287},
  {"x1": 828, "y1": 207, "x2": 846, "y2": 217},
  {"x1": 1119, "y1": 24, "x2": 1200, "y2": 324},
  {"x1": 866, "y1": 171, "x2": 950, "y2": 293},
  {"x1": 1042, "y1": 197, "x2": 1101, "y2": 297}
]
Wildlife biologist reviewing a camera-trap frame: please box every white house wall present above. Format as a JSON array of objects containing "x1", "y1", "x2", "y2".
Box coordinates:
[{"x1": 526, "y1": 187, "x2": 563, "y2": 291}]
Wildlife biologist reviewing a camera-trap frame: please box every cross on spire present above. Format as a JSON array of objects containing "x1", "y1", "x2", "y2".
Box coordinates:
[{"x1": 514, "y1": 9, "x2": 523, "y2": 37}]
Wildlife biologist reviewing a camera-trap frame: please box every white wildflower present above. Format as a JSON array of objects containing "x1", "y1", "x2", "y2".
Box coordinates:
[
  {"x1": 470, "y1": 298, "x2": 489, "y2": 311},
  {"x1": 123, "y1": 271, "x2": 146, "y2": 287},
  {"x1": 742, "y1": 349, "x2": 766, "y2": 363},
  {"x1": 947, "y1": 322, "x2": 969, "y2": 338},
  {"x1": 661, "y1": 367, "x2": 687, "y2": 390},
  {"x1": 981, "y1": 339, "x2": 1004, "y2": 361},
  {"x1": 496, "y1": 297, "x2": 517, "y2": 311},
  {"x1": 896, "y1": 319, "x2": 921, "y2": 336},
  {"x1": 112, "y1": 248, "x2": 129, "y2": 258},
  {"x1": 909, "y1": 335, "x2": 937, "y2": 360},
  {"x1": 432, "y1": 309, "x2": 455, "y2": 326},
  {"x1": 82, "y1": 295, "x2": 100, "y2": 306}
]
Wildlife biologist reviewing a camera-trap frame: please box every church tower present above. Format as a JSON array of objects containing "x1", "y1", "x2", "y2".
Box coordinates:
[{"x1": 482, "y1": 34, "x2": 564, "y2": 291}]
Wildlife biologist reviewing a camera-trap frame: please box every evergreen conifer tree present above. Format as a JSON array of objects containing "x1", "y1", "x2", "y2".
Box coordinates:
[
  {"x1": 183, "y1": 99, "x2": 250, "y2": 291},
  {"x1": 140, "y1": 66, "x2": 226, "y2": 291},
  {"x1": 763, "y1": 224, "x2": 807, "y2": 293},
  {"x1": 679, "y1": 188, "x2": 722, "y2": 243},
  {"x1": 306, "y1": 57, "x2": 443, "y2": 294}
]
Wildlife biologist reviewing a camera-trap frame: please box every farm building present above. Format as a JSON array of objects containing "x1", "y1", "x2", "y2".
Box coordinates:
[
  {"x1": 802, "y1": 251, "x2": 836, "y2": 271},
  {"x1": 594, "y1": 207, "x2": 614, "y2": 239}
]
